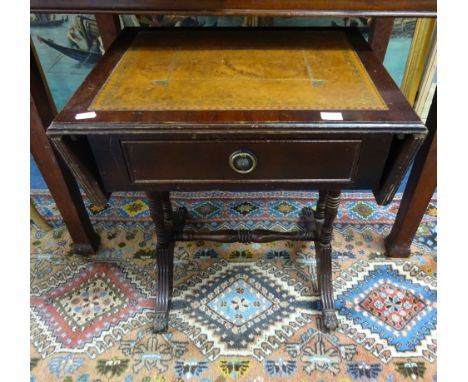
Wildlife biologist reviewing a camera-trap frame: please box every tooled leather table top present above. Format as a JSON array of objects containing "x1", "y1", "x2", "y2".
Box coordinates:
[{"x1": 90, "y1": 30, "x2": 387, "y2": 111}]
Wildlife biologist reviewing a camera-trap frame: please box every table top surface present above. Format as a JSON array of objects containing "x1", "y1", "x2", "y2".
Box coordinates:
[
  {"x1": 50, "y1": 28, "x2": 424, "y2": 133},
  {"x1": 30, "y1": 0, "x2": 436, "y2": 17},
  {"x1": 91, "y1": 30, "x2": 387, "y2": 112}
]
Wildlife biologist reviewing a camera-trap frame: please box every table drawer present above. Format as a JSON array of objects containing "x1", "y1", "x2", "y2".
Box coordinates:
[
  {"x1": 122, "y1": 139, "x2": 360, "y2": 184},
  {"x1": 87, "y1": 134, "x2": 394, "y2": 191}
]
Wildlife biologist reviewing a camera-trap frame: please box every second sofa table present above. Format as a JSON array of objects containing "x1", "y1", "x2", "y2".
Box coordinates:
[{"x1": 47, "y1": 27, "x2": 427, "y2": 332}]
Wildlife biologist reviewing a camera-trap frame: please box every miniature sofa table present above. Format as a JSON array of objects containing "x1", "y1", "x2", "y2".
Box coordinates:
[{"x1": 47, "y1": 27, "x2": 426, "y2": 332}]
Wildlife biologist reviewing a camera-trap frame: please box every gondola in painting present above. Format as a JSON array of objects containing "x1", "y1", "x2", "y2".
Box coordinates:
[{"x1": 35, "y1": 16, "x2": 103, "y2": 64}]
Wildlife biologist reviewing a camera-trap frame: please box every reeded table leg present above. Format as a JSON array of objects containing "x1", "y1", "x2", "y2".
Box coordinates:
[
  {"x1": 316, "y1": 190, "x2": 341, "y2": 331},
  {"x1": 147, "y1": 191, "x2": 173, "y2": 333}
]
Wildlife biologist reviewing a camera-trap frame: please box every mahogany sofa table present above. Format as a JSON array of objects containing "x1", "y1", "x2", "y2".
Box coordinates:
[
  {"x1": 30, "y1": 2, "x2": 437, "y2": 260},
  {"x1": 47, "y1": 27, "x2": 426, "y2": 332}
]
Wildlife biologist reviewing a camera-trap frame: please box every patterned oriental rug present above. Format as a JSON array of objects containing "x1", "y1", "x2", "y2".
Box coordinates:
[{"x1": 30, "y1": 191, "x2": 437, "y2": 382}]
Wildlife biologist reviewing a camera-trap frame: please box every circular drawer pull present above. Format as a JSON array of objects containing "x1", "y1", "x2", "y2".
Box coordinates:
[{"x1": 229, "y1": 150, "x2": 257, "y2": 174}]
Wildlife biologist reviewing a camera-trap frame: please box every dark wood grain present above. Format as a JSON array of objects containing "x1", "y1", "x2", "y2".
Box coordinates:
[
  {"x1": 122, "y1": 139, "x2": 362, "y2": 183},
  {"x1": 385, "y1": 90, "x2": 437, "y2": 258},
  {"x1": 51, "y1": 136, "x2": 108, "y2": 207},
  {"x1": 160, "y1": 191, "x2": 174, "y2": 225},
  {"x1": 147, "y1": 192, "x2": 173, "y2": 332},
  {"x1": 147, "y1": 192, "x2": 170, "y2": 247},
  {"x1": 174, "y1": 229, "x2": 316, "y2": 243},
  {"x1": 30, "y1": 0, "x2": 436, "y2": 17},
  {"x1": 95, "y1": 14, "x2": 121, "y2": 51},
  {"x1": 368, "y1": 17, "x2": 394, "y2": 63},
  {"x1": 31, "y1": 45, "x2": 100, "y2": 254},
  {"x1": 315, "y1": 191, "x2": 326, "y2": 221},
  {"x1": 316, "y1": 190, "x2": 341, "y2": 331},
  {"x1": 373, "y1": 133, "x2": 426, "y2": 205}
]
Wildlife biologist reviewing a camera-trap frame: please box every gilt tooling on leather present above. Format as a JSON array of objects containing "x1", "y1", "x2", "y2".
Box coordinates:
[{"x1": 91, "y1": 30, "x2": 388, "y2": 111}]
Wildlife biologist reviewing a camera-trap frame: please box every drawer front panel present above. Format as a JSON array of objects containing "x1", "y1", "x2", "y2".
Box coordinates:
[{"x1": 121, "y1": 140, "x2": 361, "y2": 184}]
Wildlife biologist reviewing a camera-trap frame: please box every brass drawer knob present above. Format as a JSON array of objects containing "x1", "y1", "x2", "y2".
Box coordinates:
[{"x1": 229, "y1": 150, "x2": 257, "y2": 174}]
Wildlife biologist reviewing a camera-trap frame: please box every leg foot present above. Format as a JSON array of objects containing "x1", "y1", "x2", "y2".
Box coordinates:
[
  {"x1": 385, "y1": 239, "x2": 411, "y2": 258},
  {"x1": 153, "y1": 312, "x2": 169, "y2": 333},
  {"x1": 323, "y1": 309, "x2": 339, "y2": 331},
  {"x1": 72, "y1": 233, "x2": 100, "y2": 255}
]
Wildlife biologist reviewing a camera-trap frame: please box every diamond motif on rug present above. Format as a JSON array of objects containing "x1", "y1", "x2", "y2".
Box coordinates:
[
  {"x1": 120, "y1": 200, "x2": 148, "y2": 217},
  {"x1": 55, "y1": 274, "x2": 128, "y2": 330},
  {"x1": 359, "y1": 283, "x2": 426, "y2": 330},
  {"x1": 30, "y1": 263, "x2": 154, "y2": 358},
  {"x1": 206, "y1": 279, "x2": 274, "y2": 326},
  {"x1": 334, "y1": 260, "x2": 437, "y2": 363},
  {"x1": 349, "y1": 201, "x2": 378, "y2": 220},
  {"x1": 231, "y1": 201, "x2": 259, "y2": 216},
  {"x1": 271, "y1": 201, "x2": 299, "y2": 216},
  {"x1": 170, "y1": 259, "x2": 320, "y2": 361},
  {"x1": 192, "y1": 201, "x2": 221, "y2": 218}
]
